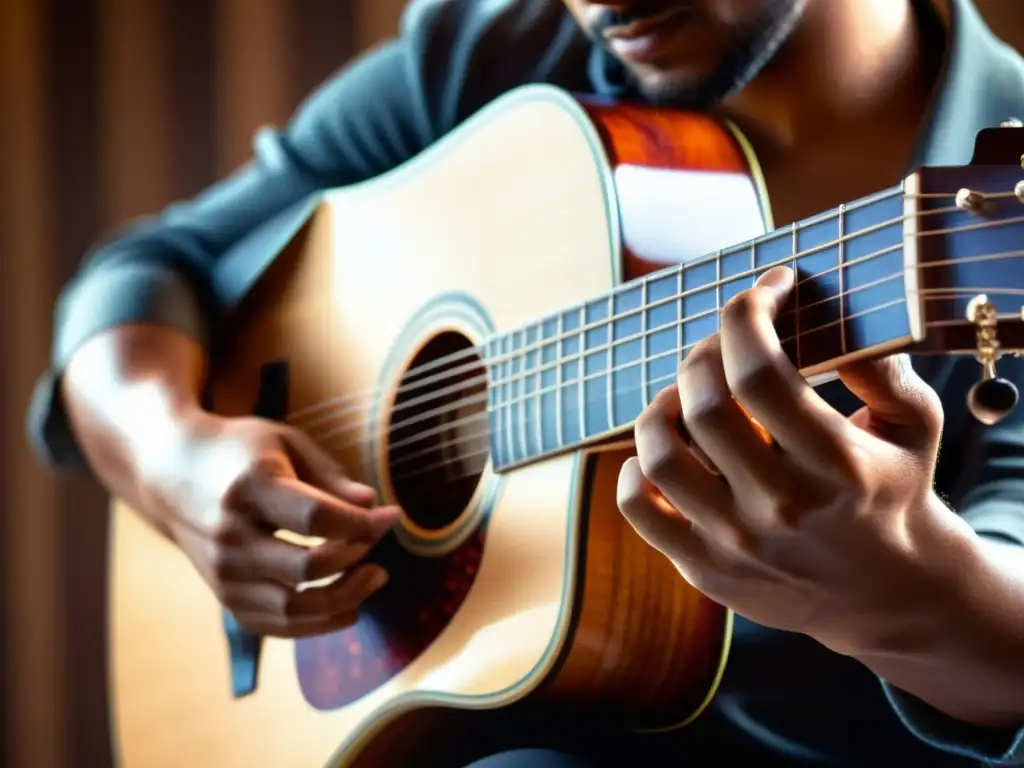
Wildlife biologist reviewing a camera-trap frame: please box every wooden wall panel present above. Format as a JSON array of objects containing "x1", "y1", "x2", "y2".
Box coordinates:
[
  {"x1": 0, "y1": 0, "x2": 62, "y2": 765},
  {"x1": 1, "y1": 0, "x2": 364, "y2": 765},
  {"x1": 0, "y1": 2, "x2": 1018, "y2": 767},
  {"x1": 214, "y1": 0, "x2": 293, "y2": 174}
]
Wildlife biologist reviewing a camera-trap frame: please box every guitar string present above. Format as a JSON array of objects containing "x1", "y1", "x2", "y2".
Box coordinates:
[
  {"x1": 284, "y1": 191, "x2": 1023, "y2": 430},
  {"x1": 308, "y1": 242, "x2": 1024, "y2": 459},
  {"x1": 387, "y1": 284, "x2": 1024, "y2": 476},
  {"x1": 297, "y1": 235, "x2": 1024, "y2": 445},
  {"x1": 287, "y1": 190, "x2": 913, "y2": 425},
  {"x1": 379, "y1": 287, "x2": 1024, "y2": 493},
  {"x1": 313, "y1": 246, "x2": 1024, "y2": 448},
  {"x1": 329, "y1": 281, "x2": 1024, "y2": 473},
  {"x1": 285, "y1": 185, "x2": 906, "y2": 423}
]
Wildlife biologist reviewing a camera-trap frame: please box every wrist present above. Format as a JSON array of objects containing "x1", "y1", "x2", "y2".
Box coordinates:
[
  {"x1": 839, "y1": 493, "x2": 974, "y2": 663},
  {"x1": 853, "y1": 499, "x2": 1024, "y2": 727}
]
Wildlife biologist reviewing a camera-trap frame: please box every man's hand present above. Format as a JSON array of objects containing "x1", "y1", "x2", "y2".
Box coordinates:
[
  {"x1": 617, "y1": 265, "x2": 973, "y2": 657},
  {"x1": 143, "y1": 413, "x2": 401, "y2": 638}
]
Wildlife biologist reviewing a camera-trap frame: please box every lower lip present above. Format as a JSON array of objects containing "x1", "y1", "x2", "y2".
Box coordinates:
[{"x1": 606, "y1": 14, "x2": 688, "y2": 63}]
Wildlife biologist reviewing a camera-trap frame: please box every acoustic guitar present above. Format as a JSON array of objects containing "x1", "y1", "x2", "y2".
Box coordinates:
[{"x1": 107, "y1": 84, "x2": 1024, "y2": 767}]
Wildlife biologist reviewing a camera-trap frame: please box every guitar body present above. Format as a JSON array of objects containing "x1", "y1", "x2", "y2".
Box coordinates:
[{"x1": 109, "y1": 85, "x2": 775, "y2": 767}]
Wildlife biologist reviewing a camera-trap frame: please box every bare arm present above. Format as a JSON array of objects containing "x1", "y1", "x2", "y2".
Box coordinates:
[
  {"x1": 856, "y1": 505, "x2": 1024, "y2": 730},
  {"x1": 61, "y1": 324, "x2": 208, "y2": 539}
]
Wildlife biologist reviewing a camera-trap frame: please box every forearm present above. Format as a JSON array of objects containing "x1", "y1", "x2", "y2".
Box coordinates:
[
  {"x1": 857, "y1": 514, "x2": 1024, "y2": 729},
  {"x1": 61, "y1": 324, "x2": 208, "y2": 536}
]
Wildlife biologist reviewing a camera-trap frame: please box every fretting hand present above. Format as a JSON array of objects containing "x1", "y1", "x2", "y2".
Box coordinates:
[{"x1": 617, "y1": 265, "x2": 973, "y2": 656}]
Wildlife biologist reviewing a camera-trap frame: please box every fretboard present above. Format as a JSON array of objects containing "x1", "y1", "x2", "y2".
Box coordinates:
[{"x1": 485, "y1": 182, "x2": 915, "y2": 471}]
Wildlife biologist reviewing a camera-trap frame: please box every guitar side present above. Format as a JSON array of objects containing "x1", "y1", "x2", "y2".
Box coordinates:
[{"x1": 107, "y1": 86, "x2": 761, "y2": 767}]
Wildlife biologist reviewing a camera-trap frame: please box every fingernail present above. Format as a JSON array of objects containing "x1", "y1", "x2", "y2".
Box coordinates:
[
  {"x1": 755, "y1": 265, "x2": 795, "y2": 293},
  {"x1": 337, "y1": 478, "x2": 377, "y2": 502},
  {"x1": 378, "y1": 506, "x2": 403, "y2": 529}
]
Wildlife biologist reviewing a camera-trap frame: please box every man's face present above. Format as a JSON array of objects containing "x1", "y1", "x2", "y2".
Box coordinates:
[{"x1": 563, "y1": 0, "x2": 809, "y2": 107}]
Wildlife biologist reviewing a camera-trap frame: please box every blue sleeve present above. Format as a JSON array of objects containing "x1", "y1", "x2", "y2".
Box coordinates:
[
  {"x1": 27, "y1": 0, "x2": 592, "y2": 470},
  {"x1": 880, "y1": 355, "x2": 1024, "y2": 765}
]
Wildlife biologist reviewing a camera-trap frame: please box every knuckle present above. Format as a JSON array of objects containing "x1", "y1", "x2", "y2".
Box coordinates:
[
  {"x1": 233, "y1": 614, "x2": 263, "y2": 634},
  {"x1": 637, "y1": 385, "x2": 676, "y2": 429},
  {"x1": 682, "y1": 388, "x2": 731, "y2": 431},
  {"x1": 728, "y1": 359, "x2": 777, "y2": 403},
  {"x1": 722, "y1": 288, "x2": 759, "y2": 328},
  {"x1": 293, "y1": 550, "x2": 315, "y2": 584},
  {"x1": 281, "y1": 590, "x2": 310, "y2": 619},
  {"x1": 684, "y1": 337, "x2": 718, "y2": 369},
  {"x1": 302, "y1": 499, "x2": 336, "y2": 537},
  {"x1": 209, "y1": 517, "x2": 244, "y2": 547},
  {"x1": 918, "y1": 385, "x2": 944, "y2": 433},
  {"x1": 636, "y1": 436, "x2": 678, "y2": 485},
  {"x1": 207, "y1": 546, "x2": 234, "y2": 582},
  {"x1": 678, "y1": 562, "x2": 714, "y2": 594},
  {"x1": 828, "y1": 443, "x2": 871, "y2": 487},
  {"x1": 249, "y1": 453, "x2": 292, "y2": 483}
]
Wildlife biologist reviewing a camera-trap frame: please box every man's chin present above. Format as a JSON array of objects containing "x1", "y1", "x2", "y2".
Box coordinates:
[{"x1": 626, "y1": 65, "x2": 729, "y2": 109}]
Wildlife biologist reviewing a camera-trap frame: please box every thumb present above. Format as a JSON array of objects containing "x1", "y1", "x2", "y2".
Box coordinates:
[
  {"x1": 280, "y1": 427, "x2": 378, "y2": 507},
  {"x1": 838, "y1": 354, "x2": 943, "y2": 449}
]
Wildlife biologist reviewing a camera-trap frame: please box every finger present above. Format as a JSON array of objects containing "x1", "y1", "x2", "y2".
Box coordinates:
[
  {"x1": 221, "y1": 562, "x2": 388, "y2": 623},
  {"x1": 634, "y1": 386, "x2": 735, "y2": 531},
  {"x1": 281, "y1": 428, "x2": 378, "y2": 507},
  {"x1": 718, "y1": 266, "x2": 850, "y2": 469},
  {"x1": 217, "y1": 533, "x2": 376, "y2": 587},
  {"x1": 617, "y1": 457, "x2": 713, "y2": 576},
  {"x1": 676, "y1": 335, "x2": 783, "y2": 490},
  {"x1": 233, "y1": 609, "x2": 360, "y2": 639},
  {"x1": 839, "y1": 354, "x2": 943, "y2": 451},
  {"x1": 248, "y1": 475, "x2": 401, "y2": 541}
]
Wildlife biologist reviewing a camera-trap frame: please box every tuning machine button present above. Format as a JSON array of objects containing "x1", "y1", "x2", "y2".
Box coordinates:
[{"x1": 965, "y1": 295, "x2": 1019, "y2": 425}]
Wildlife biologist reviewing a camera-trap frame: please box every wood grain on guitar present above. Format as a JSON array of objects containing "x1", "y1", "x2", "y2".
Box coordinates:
[{"x1": 107, "y1": 87, "x2": 1024, "y2": 767}]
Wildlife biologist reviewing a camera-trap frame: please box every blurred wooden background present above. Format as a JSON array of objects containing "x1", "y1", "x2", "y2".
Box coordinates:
[{"x1": 0, "y1": 1, "x2": 1021, "y2": 766}]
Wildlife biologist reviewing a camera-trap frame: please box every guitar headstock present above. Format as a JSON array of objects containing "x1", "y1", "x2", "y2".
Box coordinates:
[{"x1": 908, "y1": 126, "x2": 1024, "y2": 424}]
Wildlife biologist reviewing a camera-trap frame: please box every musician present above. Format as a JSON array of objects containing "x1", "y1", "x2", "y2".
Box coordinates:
[{"x1": 27, "y1": 0, "x2": 1024, "y2": 765}]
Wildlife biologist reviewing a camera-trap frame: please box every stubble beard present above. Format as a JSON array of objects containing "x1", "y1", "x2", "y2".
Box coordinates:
[{"x1": 626, "y1": 0, "x2": 810, "y2": 109}]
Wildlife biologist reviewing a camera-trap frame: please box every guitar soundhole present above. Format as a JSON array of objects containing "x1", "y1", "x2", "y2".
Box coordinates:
[{"x1": 387, "y1": 331, "x2": 489, "y2": 533}]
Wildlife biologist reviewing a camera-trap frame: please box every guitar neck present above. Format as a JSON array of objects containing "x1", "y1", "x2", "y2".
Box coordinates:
[
  {"x1": 483, "y1": 158, "x2": 1024, "y2": 472},
  {"x1": 483, "y1": 182, "x2": 918, "y2": 471}
]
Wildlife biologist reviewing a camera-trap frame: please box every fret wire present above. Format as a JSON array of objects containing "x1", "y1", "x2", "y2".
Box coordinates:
[
  {"x1": 715, "y1": 250, "x2": 722, "y2": 335},
  {"x1": 792, "y1": 222, "x2": 801, "y2": 369},
  {"x1": 488, "y1": 338, "x2": 500, "y2": 465},
  {"x1": 486, "y1": 193, "x2": 946, "y2": 370},
  {"x1": 486, "y1": 204, "x2": 1020, "y2": 391},
  {"x1": 676, "y1": 264, "x2": 684, "y2": 364},
  {"x1": 491, "y1": 262, "x2": 909, "y2": 393},
  {"x1": 838, "y1": 203, "x2": 847, "y2": 355},
  {"x1": 606, "y1": 295, "x2": 615, "y2": 432},
  {"x1": 406, "y1": 286, "x2": 1018, "y2": 446},
  {"x1": 555, "y1": 313, "x2": 564, "y2": 448},
  {"x1": 578, "y1": 306, "x2": 586, "y2": 440},
  {"x1": 640, "y1": 278, "x2": 649, "y2": 408},
  {"x1": 417, "y1": 280, "x2": 1024, "y2": 476},
  {"x1": 516, "y1": 329, "x2": 528, "y2": 461},
  {"x1": 503, "y1": 333, "x2": 515, "y2": 465},
  {"x1": 533, "y1": 323, "x2": 543, "y2": 456},
  {"x1": 481, "y1": 191, "x2": 997, "y2": 371},
  {"x1": 490, "y1": 294, "x2": 920, "y2": 413}
]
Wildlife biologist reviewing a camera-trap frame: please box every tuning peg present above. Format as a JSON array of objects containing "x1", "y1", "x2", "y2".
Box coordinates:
[
  {"x1": 965, "y1": 295, "x2": 1018, "y2": 425},
  {"x1": 968, "y1": 365, "x2": 1019, "y2": 425}
]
